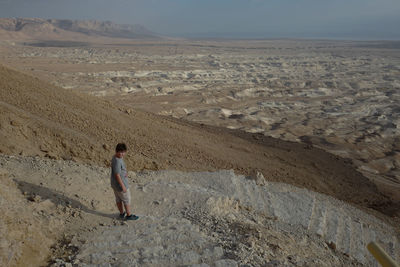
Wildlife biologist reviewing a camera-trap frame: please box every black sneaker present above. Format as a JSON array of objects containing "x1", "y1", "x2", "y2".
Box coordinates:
[
  {"x1": 119, "y1": 212, "x2": 126, "y2": 219},
  {"x1": 125, "y1": 214, "x2": 139, "y2": 221}
]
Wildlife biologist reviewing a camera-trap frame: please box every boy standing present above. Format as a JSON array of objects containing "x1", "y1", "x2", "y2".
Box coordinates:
[{"x1": 111, "y1": 143, "x2": 139, "y2": 220}]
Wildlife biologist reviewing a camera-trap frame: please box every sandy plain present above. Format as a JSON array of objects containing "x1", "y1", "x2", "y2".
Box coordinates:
[{"x1": 1, "y1": 39, "x2": 399, "y2": 200}]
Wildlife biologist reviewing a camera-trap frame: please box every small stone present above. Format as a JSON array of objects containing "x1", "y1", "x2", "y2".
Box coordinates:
[
  {"x1": 40, "y1": 145, "x2": 49, "y2": 153},
  {"x1": 255, "y1": 171, "x2": 266, "y2": 186},
  {"x1": 327, "y1": 241, "x2": 336, "y2": 251},
  {"x1": 28, "y1": 195, "x2": 41, "y2": 202},
  {"x1": 257, "y1": 231, "x2": 262, "y2": 239},
  {"x1": 10, "y1": 120, "x2": 22, "y2": 126}
]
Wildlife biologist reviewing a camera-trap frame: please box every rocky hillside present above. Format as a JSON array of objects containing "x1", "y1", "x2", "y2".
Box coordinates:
[
  {"x1": 48, "y1": 19, "x2": 155, "y2": 38},
  {"x1": 0, "y1": 18, "x2": 157, "y2": 40},
  {"x1": 0, "y1": 64, "x2": 398, "y2": 220}
]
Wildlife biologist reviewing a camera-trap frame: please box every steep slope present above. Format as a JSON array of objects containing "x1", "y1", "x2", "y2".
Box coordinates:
[{"x1": 0, "y1": 64, "x2": 398, "y2": 222}]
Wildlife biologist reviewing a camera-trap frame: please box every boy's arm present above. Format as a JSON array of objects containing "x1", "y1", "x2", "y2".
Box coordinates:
[{"x1": 114, "y1": 173, "x2": 127, "y2": 192}]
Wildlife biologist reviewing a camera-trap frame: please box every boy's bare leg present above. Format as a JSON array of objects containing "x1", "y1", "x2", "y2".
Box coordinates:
[
  {"x1": 116, "y1": 201, "x2": 124, "y2": 214},
  {"x1": 124, "y1": 203, "x2": 131, "y2": 216}
]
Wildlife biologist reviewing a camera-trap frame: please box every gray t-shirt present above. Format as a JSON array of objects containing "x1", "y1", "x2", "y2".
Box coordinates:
[{"x1": 110, "y1": 156, "x2": 129, "y2": 191}]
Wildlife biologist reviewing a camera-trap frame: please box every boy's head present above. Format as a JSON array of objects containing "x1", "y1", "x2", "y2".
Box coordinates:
[{"x1": 115, "y1": 143, "x2": 127, "y2": 158}]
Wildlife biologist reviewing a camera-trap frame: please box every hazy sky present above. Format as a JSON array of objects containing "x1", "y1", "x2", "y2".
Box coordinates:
[{"x1": 0, "y1": 0, "x2": 399, "y2": 39}]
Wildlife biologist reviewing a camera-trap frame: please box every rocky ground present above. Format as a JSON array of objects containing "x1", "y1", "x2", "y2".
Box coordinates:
[
  {"x1": 0, "y1": 163, "x2": 62, "y2": 266},
  {"x1": 1, "y1": 154, "x2": 398, "y2": 266},
  {"x1": 1, "y1": 39, "x2": 399, "y2": 201}
]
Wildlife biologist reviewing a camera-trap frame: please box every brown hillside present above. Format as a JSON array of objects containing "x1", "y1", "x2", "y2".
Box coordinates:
[
  {"x1": 0, "y1": 18, "x2": 158, "y2": 41},
  {"x1": 0, "y1": 64, "x2": 398, "y2": 221}
]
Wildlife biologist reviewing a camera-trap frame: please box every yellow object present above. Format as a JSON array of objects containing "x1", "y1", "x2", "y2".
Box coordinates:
[{"x1": 367, "y1": 242, "x2": 399, "y2": 267}]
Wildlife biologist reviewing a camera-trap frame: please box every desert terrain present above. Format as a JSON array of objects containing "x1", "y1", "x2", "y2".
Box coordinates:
[
  {"x1": 1, "y1": 154, "x2": 399, "y2": 266},
  {"x1": 0, "y1": 18, "x2": 399, "y2": 266},
  {"x1": 3, "y1": 57, "x2": 399, "y2": 266},
  {"x1": 1, "y1": 37, "x2": 399, "y2": 201}
]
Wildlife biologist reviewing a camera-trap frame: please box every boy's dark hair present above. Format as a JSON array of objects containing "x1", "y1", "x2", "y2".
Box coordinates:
[{"x1": 115, "y1": 143, "x2": 127, "y2": 152}]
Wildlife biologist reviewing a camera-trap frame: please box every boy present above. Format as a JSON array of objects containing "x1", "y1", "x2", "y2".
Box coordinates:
[{"x1": 111, "y1": 143, "x2": 139, "y2": 220}]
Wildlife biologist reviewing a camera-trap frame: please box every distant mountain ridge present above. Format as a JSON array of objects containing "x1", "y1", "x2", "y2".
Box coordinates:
[{"x1": 0, "y1": 18, "x2": 158, "y2": 40}]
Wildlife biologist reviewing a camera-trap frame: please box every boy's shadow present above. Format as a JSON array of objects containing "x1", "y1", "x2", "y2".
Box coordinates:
[{"x1": 15, "y1": 180, "x2": 115, "y2": 219}]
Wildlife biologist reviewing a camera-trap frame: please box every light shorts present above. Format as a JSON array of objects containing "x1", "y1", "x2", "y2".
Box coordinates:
[{"x1": 113, "y1": 188, "x2": 131, "y2": 205}]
